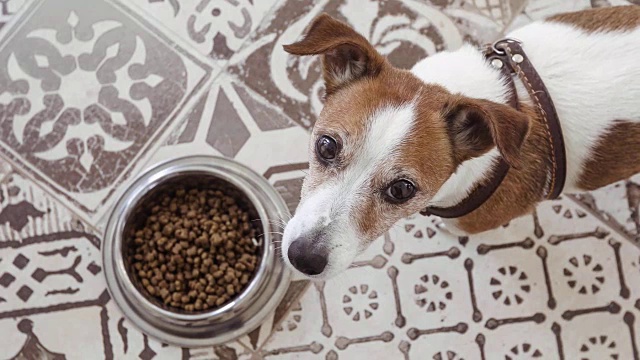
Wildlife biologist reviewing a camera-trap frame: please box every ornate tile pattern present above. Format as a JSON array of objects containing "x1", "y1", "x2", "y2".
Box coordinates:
[
  {"x1": 0, "y1": 158, "x2": 84, "y2": 245},
  {"x1": 262, "y1": 198, "x2": 640, "y2": 359},
  {"x1": 152, "y1": 72, "x2": 309, "y2": 177},
  {"x1": 134, "y1": 0, "x2": 280, "y2": 65},
  {"x1": 1, "y1": 0, "x2": 640, "y2": 359},
  {"x1": 0, "y1": 0, "x2": 25, "y2": 30},
  {"x1": 0, "y1": 0, "x2": 216, "y2": 224},
  {"x1": 564, "y1": 174, "x2": 640, "y2": 248},
  {"x1": 229, "y1": 0, "x2": 504, "y2": 130}
]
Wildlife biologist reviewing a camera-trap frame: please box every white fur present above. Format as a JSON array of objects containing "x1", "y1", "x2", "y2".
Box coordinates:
[
  {"x1": 283, "y1": 102, "x2": 417, "y2": 277},
  {"x1": 361, "y1": 102, "x2": 417, "y2": 165},
  {"x1": 413, "y1": 21, "x2": 640, "y2": 206},
  {"x1": 429, "y1": 148, "x2": 501, "y2": 206},
  {"x1": 411, "y1": 44, "x2": 511, "y2": 105}
]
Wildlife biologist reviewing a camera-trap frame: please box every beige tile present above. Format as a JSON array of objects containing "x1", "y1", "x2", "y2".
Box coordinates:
[
  {"x1": 0, "y1": 0, "x2": 218, "y2": 226},
  {"x1": 0, "y1": 158, "x2": 89, "y2": 243},
  {"x1": 229, "y1": 0, "x2": 503, "y2": 130},
  {"x1": 2, "y1": 0, "x2": 640, "y2": 358},
  {"x1": 575, "y1": 174, "x2": 640, "y2": 243},
  {"x1": 149, "y1": 73, "x2": 310, "y2": 178},
  {"x1": 133, "y1": 0, "x2": 280, "y2": 66},
  {"x1": 262, "y1": 196, "x2": 640, "y2": 359},
  {"x1": 0, "y1": 0, "x2": 26, "y2": 29},
  {"x1": 1, "y1": 304, "x2": 109, "y2": 358}
]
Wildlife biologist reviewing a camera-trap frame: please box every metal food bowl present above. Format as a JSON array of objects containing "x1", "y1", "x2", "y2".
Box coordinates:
[{"x1": 103, "y1": 156, "x2": 291, "y2": 347}]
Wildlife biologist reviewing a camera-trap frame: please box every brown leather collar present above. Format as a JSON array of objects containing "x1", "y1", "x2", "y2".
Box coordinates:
[{"x1": 421, "y1": 39, "x2": 567, "y2": 219}]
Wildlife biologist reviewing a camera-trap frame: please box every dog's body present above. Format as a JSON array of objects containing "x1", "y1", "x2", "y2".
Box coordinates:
[
  {"x1": 282, "y1": 6, "x2": 640, "y2": 279},
  {"x1": 415, "y1": 7, "x2": 640, "y2": 234}
]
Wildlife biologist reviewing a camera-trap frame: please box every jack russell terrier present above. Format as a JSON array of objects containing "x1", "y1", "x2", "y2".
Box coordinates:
[{"x1": 281, "y1": 6, "x2": 640, "y2": 279}]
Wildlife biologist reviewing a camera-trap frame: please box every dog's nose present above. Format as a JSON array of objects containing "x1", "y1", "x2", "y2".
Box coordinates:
[{"x1": 287, "y1": 237, "x2": 328, "y2": 276}]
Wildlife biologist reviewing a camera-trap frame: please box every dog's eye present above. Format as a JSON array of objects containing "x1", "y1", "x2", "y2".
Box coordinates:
[
  {"x1": 316, "y1": 135, "x2": 338, "y2": 162},
  {"x1": 385, "y1": 180, "x2": 416, "y2": 203}
]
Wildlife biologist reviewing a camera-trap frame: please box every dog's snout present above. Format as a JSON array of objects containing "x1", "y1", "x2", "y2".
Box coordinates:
[{"x1": 287, "y1": 237, "x2": 328, "y2": 276}]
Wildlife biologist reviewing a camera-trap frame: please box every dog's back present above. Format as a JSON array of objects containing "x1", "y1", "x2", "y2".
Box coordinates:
[
  {"x1": 414, "y1": 6, "x2": 640, "y2": 195},
  {"x1": 410, "y1": 6, "x2": 640, "y2": 233},
  {"x1": 509, "y1": 6, "x2": 640, "y2": 191}
]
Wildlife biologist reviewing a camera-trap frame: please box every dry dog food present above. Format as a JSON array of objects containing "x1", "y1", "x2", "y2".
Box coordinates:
[{"x1": 125, "y1": 184, "x2": 261, "y2": 312}]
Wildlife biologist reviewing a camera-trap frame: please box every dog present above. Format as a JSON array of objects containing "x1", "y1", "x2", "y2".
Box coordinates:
[{"x1": 281, "y1": 6, "x2": 640, "y2": 279}]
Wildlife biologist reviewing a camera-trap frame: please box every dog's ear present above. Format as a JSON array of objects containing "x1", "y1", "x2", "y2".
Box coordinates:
[
  {"x1": 443, "y1": 97, "x2": 531, "y2": 169},
  {"x1": 283, "y1": 13, "x2": 387, "y2": 96}
]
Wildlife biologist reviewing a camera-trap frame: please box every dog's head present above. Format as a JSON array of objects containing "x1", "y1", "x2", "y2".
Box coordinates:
[{"x1": 282, "y1": 14, "x2": 530, "y2": 279}]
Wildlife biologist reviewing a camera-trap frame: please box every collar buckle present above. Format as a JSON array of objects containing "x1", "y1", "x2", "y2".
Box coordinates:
[{"x1": 489, "y1": 38, "x2": 522, "y2": 55}]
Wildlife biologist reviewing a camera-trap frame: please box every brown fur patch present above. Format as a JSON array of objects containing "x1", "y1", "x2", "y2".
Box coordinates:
[
  {"x1": 452, "y1": 104, "x2": 550, "y2": 234},
  {"x1": 577, "y1": 121, "x2": 640, "y2": 191},
  {"x1": 549, "y1": 6, "x2": 640, "y2": 32},
  {"x1": 284, "y1": 14, "x2": 387, "y2": 96},
  {"x1": 443, "y1": 97, "x2": 531, "y2": 169}
]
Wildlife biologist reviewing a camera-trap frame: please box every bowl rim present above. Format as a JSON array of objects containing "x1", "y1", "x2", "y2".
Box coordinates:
[
  {"x1": 102, "y1": 155, "x2": 292, "y2": 347},
  {"x1": 113, "y1": 166, "x2": 271, "y2": 321}
]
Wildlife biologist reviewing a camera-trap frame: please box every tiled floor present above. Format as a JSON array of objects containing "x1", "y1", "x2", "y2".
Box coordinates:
[{"x1": 0, "y1": 0, "x2": 639, "y2": 359}]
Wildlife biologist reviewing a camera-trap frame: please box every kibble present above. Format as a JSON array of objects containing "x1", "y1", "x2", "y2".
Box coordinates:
[{"x1": 126, "y1": 183, "x2": 260, "y2": 312}]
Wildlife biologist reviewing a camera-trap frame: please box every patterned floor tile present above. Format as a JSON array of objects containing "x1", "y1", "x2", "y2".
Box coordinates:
[
  {"x1": 0, "y1": 233, "x2": 103, "y2": 316},
  {"x1": 0, "y1": 154, "x2": 111, "y2": 358},
  {"x1": 104, "y1": 298, "x2": 254, "y2": 360},
  {"x1": 261, "y1": 197, "x2": 640, "y2": 359},
  {"x1": 569, "y1": 174, "x2": 640, "y2": 247},
  {"x1": 1, "y1": 0, "x2": 639, "y2": 358},
  {"x1": 134, "y1": 0, "x2": 280, "y2": 66},
  {"x1": 228, "y1": 0, "x2": 506, "y2": 130},
  {"x1": 0, "y1": 157, "x2": 89, "y2": 245},
  {"x1": 258, "y1": 289, "x2": 330, "y2": 359},
  {"x1": 0, "y1": 0, "x2": 217, "y2": 225},
  {"x1": 152, "y1": 72, "x2": 309, "y2": 176},
  {"x1": 103, "y1": 299, "x2": 186, "y2": 360},
  {"x1": 1, "y1": 292, "x2": 255, "y2": 359},
  {"x1": 468, "y1": 0, "x2": 528, "y2": 26},
  {"x1": 0, "y1": 0, "x2": 25, "y2": 30},
  {"x1": 1, "y1": 300, "x2": 110, "y2": 359}
]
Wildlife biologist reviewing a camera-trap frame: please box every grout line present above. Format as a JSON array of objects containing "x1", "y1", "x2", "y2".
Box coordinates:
[
  {"x1": 212, "y1": 0, "x2": 314, "y2": 134},
  {"x1": 218, "y1": 0, "x2": 287, "y2": 75},
  {"x1": 234, "y1": 338, "x2": 262, "y2": 358},
  {"x1": 255, "y1": 280, "x2": 313, "y2": 353},
  {"x1": 566, "y1": 194, "x2": 640, "y2": 249},
  {"x1": 445, "y1": 0, "x2": 493, "y2": 19},
  {"x1": 223, "y1": 71, "x2": 306, "y2": 132},
  {"x1": 0, "y1": 154, "x2": 103, "y2": 235}
]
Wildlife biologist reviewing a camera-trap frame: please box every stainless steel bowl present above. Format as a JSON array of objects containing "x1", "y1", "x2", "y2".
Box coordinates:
[{"x1": 103, "y1": 156, "x2": 291, "y2": 347}]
